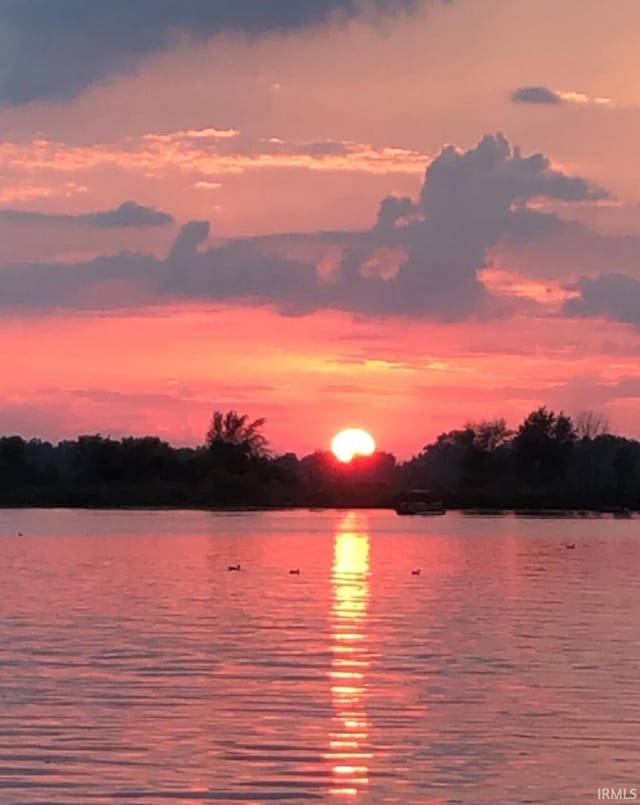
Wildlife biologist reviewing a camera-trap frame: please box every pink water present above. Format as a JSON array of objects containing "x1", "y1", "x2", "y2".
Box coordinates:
[{"x1": 1, "y1": 508, "x2": 638, "y2": 804}]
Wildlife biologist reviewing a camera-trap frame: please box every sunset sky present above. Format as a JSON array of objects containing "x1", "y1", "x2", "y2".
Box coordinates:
[{"x1": 3, "y1": 0, "x2": 640, "y2": 457}]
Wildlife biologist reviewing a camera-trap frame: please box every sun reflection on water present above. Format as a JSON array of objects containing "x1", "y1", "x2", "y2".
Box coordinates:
[{"x1": 327, "y1": 512, "x2": 372, "y2": 799}]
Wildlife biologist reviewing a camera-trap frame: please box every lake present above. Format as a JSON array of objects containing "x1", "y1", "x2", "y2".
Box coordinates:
[{"x1": 1, "y1": 508, "x2": 639, "y2": 804}]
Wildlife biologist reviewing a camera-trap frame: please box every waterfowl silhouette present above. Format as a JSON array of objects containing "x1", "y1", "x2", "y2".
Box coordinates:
[
  {"x1": 565, "y1": 544, "x2": 575, "y2": 550},
  {"x1": 411, "y1": 568, "x2": 421, "y2": 575},
  {"x1": 289, "y1": 569, "x2": 300, "y2": 575},
  {"x1": 17, "y1": 531, "x2": 23, "y2": 537},
  {"x1": 227, "y1": 564, "x2": 241, "y2": 571}
]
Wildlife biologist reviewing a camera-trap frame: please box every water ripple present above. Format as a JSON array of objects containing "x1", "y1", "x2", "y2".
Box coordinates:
[{"x1": 0, "y1": 508, "x2": 639, "y2": 804}]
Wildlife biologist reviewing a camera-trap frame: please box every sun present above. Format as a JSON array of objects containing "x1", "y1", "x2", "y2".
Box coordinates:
[{"x1": 331, "y1": 428, "x2": 376, "y2": 463}]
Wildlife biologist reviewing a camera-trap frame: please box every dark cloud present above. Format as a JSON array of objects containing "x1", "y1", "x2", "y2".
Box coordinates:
[
  {"x1": 362, "y1": 132, "x2": 607, "y2": 317},
  {"x1": 502, "y1": 208, "x2": 572, "y2": 240},
  {"x1": 84, "y1": 201, "x2": 174, "y2": 228},
  {"x1": 511, "y1": 86, "x2": 563, "y2": 105},
  {"x1": 0, "y1": 201, "x2": 174, "y2": 228},
  {"x1": 497, "y1": 216, "x2": 640, "y2": 281},
  {"x1": 0, "y1": 0, "x2": 426, "y2": 104},
  {"x1": 167, "y1": 220, "x2": 210, "y2": 262},
  {"x1": 564, "y1": 274, "x2": 640, "y2": 325},
  {"x1": 375, "y1": 195, "x2": 415, "y2": 232},
  {"x1": 0, "y1": 133, "x2": 611, "y2": 321}
]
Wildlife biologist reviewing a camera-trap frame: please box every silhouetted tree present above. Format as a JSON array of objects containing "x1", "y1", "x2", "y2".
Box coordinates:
[
  {"x1": 206, "y1": 410, "x2": 268, "y2": 457},
  {"x1": 512, "y1": 407, "x2": 576, "y2": 484},
  {"x1": 0, "y1": 435, "x2": 27, "y2": 484},
  {"x1": 409, "y1": 427, "x2": 476, "y2": 494},
  {"x1": 575, "y1": 410, "x2": 609, "y2": 440},
  {"x1": 204, "y1": 410, "x2": 269, "y2": 479},
  {"x1": 1, "y1": 403, "x2": 640, "y2": 510},
  {"x1": 296, "y1": 449, "x2": 399, "y2": 507},
  {"x1": 614, "y1": 441, "x2": 636, "y2": 497},
  {"x1": 119, "y1": 437, "x2": 176, "y2": 481},
  {"x1": 24, "y1": 438, "x2": 58, "y2": 484},
  {"x1": 468, "y1": 418, "x2": 513, "y2": 451}
]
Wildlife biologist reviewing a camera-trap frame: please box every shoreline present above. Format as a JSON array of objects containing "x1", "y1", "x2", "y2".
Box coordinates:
[{"x1": 0, "y1": 503, "x2": 634, "y2": 516}]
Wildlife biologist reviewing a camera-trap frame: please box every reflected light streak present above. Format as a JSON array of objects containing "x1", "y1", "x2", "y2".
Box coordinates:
[{"x1": 327, "y1": 512, "x2": 372, "y2": 798}]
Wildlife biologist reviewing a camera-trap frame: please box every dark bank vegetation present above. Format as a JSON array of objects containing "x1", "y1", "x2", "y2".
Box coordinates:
[{"x1": 0, "y1": 407, "x2": 638, "y2": 511}]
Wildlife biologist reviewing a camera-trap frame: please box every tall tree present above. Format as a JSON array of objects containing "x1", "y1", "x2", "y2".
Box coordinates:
[
  {"x1": 466, "y1": 418, "x2": 513, "y2": 451},
  {"x1": 513, "y1": 407, "x2": 576, "y2": 484},
  {"x1": 205, "y1": 410, "x2": 269, "y2": 459},
  {"x1": 575, "y1": 410, "x2": 609, "y2": 440}
]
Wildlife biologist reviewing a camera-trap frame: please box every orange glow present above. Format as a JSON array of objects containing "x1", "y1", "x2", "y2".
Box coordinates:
[{"x1": 331, "y1": 429, "x2": 376, "y2": 463}]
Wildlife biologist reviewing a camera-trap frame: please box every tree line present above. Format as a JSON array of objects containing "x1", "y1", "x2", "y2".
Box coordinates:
[
  {"x1": 406, "y1": 409, "x2": 636, "y2": 510},
  {"x1": 0, "y1": 407, "x2": 637, "y2": 510}
]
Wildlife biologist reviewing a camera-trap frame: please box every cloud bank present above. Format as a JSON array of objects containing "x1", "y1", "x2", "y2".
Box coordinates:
[
  {"x1": 565, "y1": 275, "x2": 640, "y2": 325},
  {"x1": 0, "y1": 133, "x2": 622, "y2": 324},
  {"x1": 0, "y1": 201, "x2": 174, "y2": 228},
  {"x1": 0, "y1": 0, "x2": 429, "y2": 104}
]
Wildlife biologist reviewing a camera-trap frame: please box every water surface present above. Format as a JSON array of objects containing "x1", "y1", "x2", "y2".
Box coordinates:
[{"x1": 1, "y1": 508, "x2": 639, "y2": 804}]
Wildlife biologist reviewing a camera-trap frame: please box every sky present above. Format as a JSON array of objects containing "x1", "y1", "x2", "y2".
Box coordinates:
[{"x1": 2, "y1": 0, "x2": 640, "y2": 457}]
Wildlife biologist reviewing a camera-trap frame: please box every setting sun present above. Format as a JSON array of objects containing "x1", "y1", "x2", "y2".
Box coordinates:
[{"x1": 331, "y1": 429, "x2": 376, "y2": 463}]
